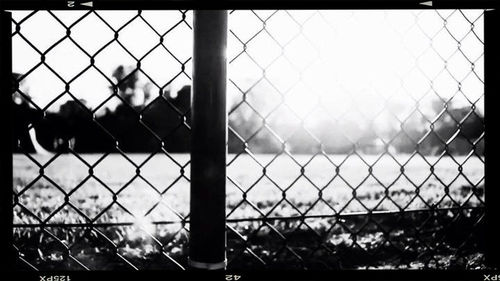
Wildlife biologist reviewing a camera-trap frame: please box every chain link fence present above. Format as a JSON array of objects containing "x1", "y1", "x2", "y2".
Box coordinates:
[
  {"x1": 12, "y1": 10, "x2": 193, "y2": 270},
  {"x1": 10, "y1": 9, "x2": 486, "y2": 270},
  {"x1": 225, "y1": 10, "x2": 485, "y2": 269}
]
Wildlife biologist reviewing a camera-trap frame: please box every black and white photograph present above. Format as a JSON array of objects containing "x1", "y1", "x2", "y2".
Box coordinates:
[{"x1": 0, "y1": 0, "x2": 499, "y2": 279}]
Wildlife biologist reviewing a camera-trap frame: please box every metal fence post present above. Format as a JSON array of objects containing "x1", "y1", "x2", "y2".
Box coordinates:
[
  {"x1": 0, "y1": 10, "x2": 15, "y2": 270},
  {"x1": 484, "y1": 8, "x2": 499, "y2": 270},
  {"x1": 189, "y1": 10, "x2": 228, "y2": 271}
]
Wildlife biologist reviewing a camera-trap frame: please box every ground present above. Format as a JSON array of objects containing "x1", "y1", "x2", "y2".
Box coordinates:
[{"x1": 12, "y1": 153, "x2": 487, "y2": 270}]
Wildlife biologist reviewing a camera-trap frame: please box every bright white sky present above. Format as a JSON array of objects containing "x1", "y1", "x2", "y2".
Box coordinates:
[{"x1": 11, "y1": 10, "x2": 484, "y2": 123}]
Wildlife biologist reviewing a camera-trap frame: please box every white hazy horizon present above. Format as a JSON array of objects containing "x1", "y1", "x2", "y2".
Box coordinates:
[{"x1": 11, "y1": 10, "x2": 484, "y2": 125}]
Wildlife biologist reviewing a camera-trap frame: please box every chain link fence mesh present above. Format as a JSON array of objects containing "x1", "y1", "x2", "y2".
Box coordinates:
[
  {"x1": 10, "y1": 9, "x2": 486, "y2": 270},
  {"x1": 12, "y1": 10, "x2": 193, "y2": 270},
  {"x1": 225, "y1": 9, "x2": 485, "y2": 269}
]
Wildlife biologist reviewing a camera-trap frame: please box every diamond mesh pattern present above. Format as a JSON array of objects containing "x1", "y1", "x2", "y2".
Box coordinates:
[
  {"x1": 10, "y1": 9, "x2": 486, "y2": 270},
  {"x1": 12, "y1": 10, "x2": 192, "y2": 270},
  {"x1": 226, "y1": 10, "x2": 485, "y2": 269}
]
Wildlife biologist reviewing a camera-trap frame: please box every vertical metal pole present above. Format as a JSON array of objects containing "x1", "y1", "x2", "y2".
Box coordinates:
[
  {"x1": 189, "y1": 10, "x2": 228, "y2": 271},
  {"x1": 484, "y1": 8, "x2": 500, "y2": 270},
  {"x1": 0, "y1": 10, "x2": 15, "y2": 270}
]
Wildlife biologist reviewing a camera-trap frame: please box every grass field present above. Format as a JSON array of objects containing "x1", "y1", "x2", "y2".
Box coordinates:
[{"x1": 12, "y1": 152, "x2": 487, "y2": 270}]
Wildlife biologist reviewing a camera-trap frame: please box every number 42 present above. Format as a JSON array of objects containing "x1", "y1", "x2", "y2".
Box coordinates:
[{"x1": 225, "y1": 275, "x2": 241, "y2": 281}]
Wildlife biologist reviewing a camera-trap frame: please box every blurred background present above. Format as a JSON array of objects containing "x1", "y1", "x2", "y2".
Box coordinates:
[{"x1": 11, "y1": 10, "x2": 486, "y2": 270}]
